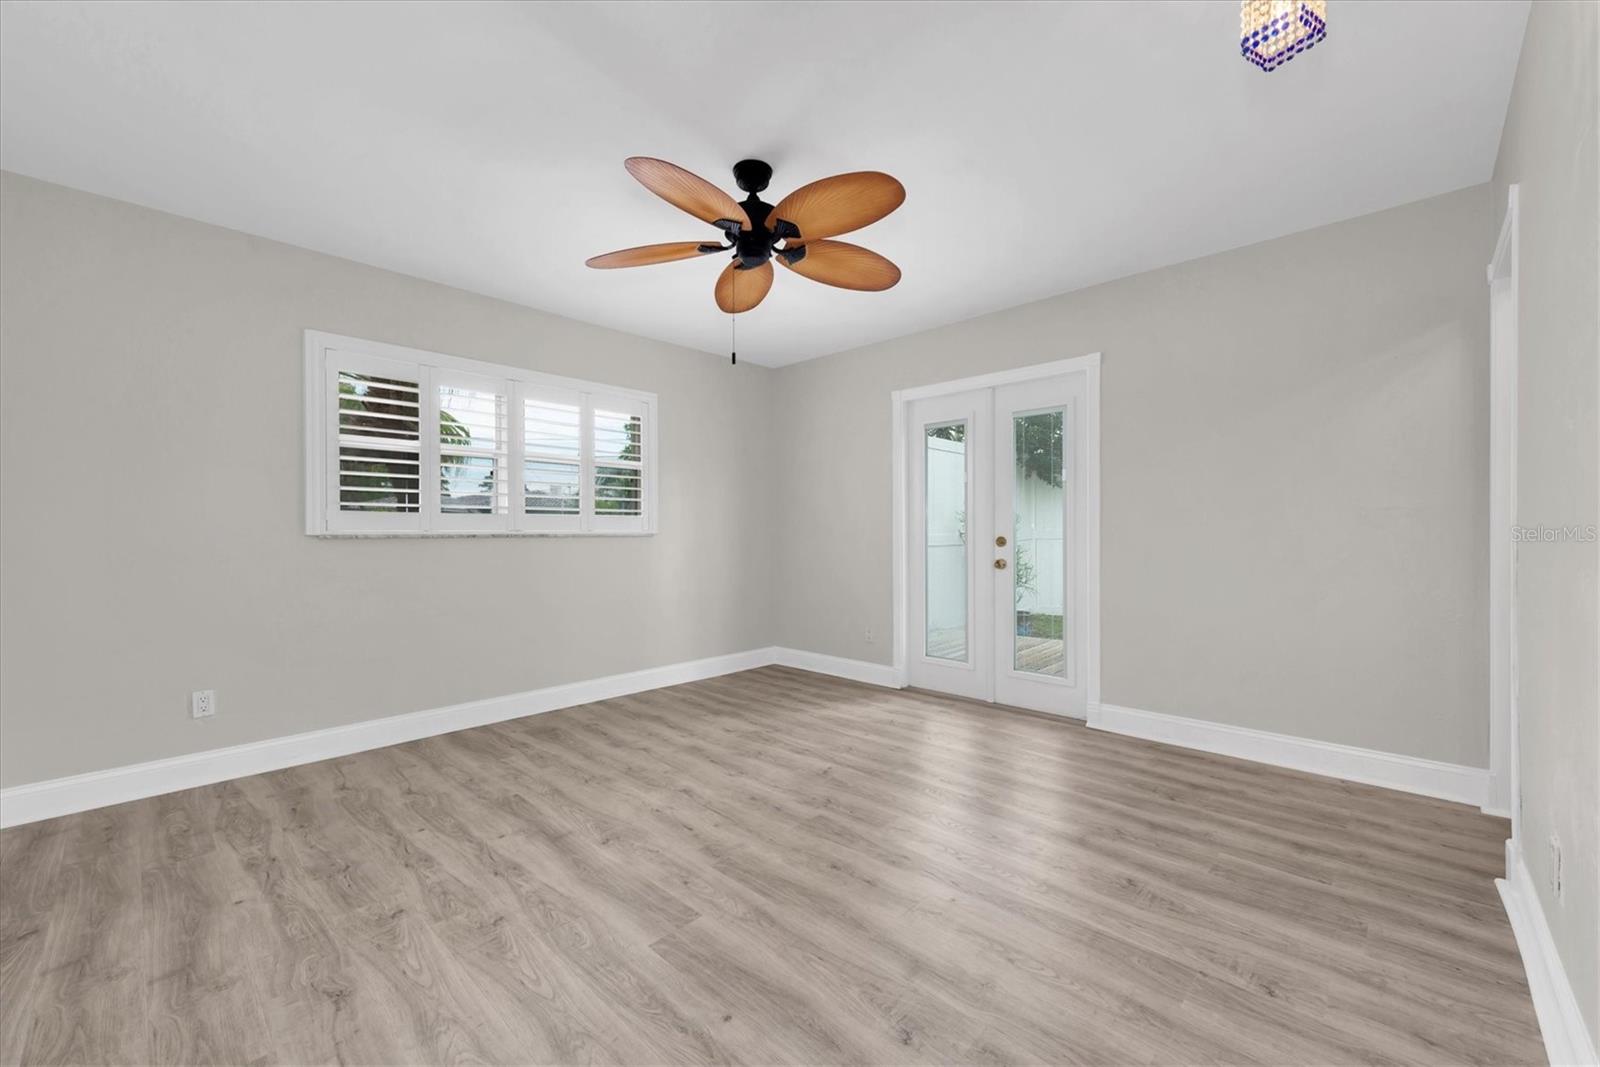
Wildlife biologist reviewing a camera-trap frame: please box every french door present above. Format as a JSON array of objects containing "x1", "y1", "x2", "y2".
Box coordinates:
[{"x1": 906, "y1": 374, "x2": 1087, "y2": 717}]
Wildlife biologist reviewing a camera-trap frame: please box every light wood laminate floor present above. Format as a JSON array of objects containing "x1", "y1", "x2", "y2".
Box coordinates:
[{"x1": 1, "y1": 667, "x2": 1544, "y2": 1065}]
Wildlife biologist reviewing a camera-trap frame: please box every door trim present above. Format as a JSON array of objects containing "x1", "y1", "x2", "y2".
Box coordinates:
[
  {"x1": 1487, "y1": 184, "x2": 1519, "y2": 827},
  {"x1": 891, "y1": 352, "x2": 1101, "y2": 716}
]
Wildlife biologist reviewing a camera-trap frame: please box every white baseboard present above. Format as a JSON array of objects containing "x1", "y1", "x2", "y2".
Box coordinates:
[
  {"x1": 1090, "y1": 702, "x2": 1489, "y2": 807},
  {"x1": 0, "y1": 645, "x2": 909, "y2": 828},
  {"x1": 1499, "y1": 852, "x2": 1600, "y2": 1066},
  {"x1": 1, "y1": 655, "x2": 1492, "y2": 831},
  {"x1": 0, "y1": 647, "x2": 776, "y2": 828},
  {"x1": 772, "y1": 647, "x2": 902, "y2": 688}
]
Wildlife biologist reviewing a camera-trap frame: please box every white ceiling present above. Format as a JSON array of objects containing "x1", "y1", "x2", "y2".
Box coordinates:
[{"x1": 0, "y1": 0, "x2": 1529, "y2": 366}]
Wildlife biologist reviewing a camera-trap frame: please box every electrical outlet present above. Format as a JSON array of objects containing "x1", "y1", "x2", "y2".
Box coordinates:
[
  {"x1": 1549, "y1": 834, "x2": 1563, "y2": 902},
  {"x1": 191, "y1": 689, "x2": 216, "y2": 719},
  {"x1": 864, "y1": 626, "x2": 876, "y2": 644}
]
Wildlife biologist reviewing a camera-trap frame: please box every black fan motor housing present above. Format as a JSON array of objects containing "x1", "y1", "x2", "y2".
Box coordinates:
[
  {"x1": 732, "y1": 159, "x2": 772, "y2": 193},
  {"x1": 725, "y1": 160, "x2": 801, "y2": 269},
  {"x1": 735, "y1": 227, "x2": 771, "y2": 269}
]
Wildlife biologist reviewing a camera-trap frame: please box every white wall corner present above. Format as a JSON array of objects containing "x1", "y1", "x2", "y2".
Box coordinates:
[
  {"x1": 1498, "y1": 857, "x2": 1600, "y2": 1066},
  {"x1": 772, "y1": 647, "x2": 903, "y2": 689},
  {"x1": 1482, "y1": 772, "x2": 1513, "y2": 818},
  {"x1": 0, "y1": 646, "x2": 918, "y2": 829},
  {"x1": 1092, "y1": 702, "x2": 1490, "y2": 807}
]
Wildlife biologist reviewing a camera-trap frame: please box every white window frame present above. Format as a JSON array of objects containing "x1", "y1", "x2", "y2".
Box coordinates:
[{"x1": 305, "y1": 330, "x2": 658, "y2": 537}]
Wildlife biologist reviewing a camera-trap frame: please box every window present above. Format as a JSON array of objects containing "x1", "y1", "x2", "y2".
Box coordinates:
[{"x1": 306, "y1": 331, "x2": 656, "y2": 536}]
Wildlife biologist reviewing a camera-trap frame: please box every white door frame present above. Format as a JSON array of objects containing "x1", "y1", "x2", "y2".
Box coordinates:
[
  {"x1": 891, "y1": 352, "x2": 1102, "y2": 715},
  {"x1": 1487, "y1": 186, "x2": 1519, "y2": 845}
]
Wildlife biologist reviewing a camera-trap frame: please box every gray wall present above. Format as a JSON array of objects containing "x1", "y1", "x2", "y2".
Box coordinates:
[
  {"x1": 772, "y1": 185, "x2": 1493, "y2": 767},
  {"x1": 0, "y1": 172, "x2": 777, "y2": 788},
  {"x1": 1492, "y1": 0, "x2": 1600, "y2": 1047},
  {"x1": 0, "y1": 174, "x2": 1524, "y2": 781}
]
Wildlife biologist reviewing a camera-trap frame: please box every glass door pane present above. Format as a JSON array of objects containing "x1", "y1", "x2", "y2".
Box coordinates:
[
  {"x1": 925, "y1": 421, "x2": 968, "y2": 661},
  {"x1": 1012, "y1": 409, "x2": 1065, "y2": 677}
]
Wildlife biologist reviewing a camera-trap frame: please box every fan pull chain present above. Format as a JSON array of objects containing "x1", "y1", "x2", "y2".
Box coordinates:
[{"x1": 730, "y1": 269, "x2": 737, "y2": 366}]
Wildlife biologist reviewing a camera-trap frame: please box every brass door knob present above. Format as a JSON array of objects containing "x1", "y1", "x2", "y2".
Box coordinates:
[
  {"x1": 994, "y1": 559, "x2": 1007, "y2": 570},
  {"x1": 995, "y1": 535, "x2": 1008, "y2": 547}
]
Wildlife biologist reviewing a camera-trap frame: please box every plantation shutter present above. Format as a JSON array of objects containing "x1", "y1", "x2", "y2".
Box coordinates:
[
  {"x1": 436, "y1": 370, "x2": 511, "y2": 531},
  {"x1": 521, "y1": 386, "x2": 584, "y2": 532},
  {"x1": 326, "y1": 349, "x2": 424, "y2": 533},
  {"x1": 590, "y1": 393, "x2": 648, "y2": 532}
]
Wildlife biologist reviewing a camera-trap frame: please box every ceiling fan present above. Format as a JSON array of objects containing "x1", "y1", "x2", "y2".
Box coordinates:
[{"x1": 586, "y1": 158, "x2": 905, "y2": 318}]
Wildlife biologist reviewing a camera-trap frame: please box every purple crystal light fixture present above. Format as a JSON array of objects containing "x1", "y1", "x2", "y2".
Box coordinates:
[{"x1": 1241, "y1": 0, "x2": 1328, "y2": 72}]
